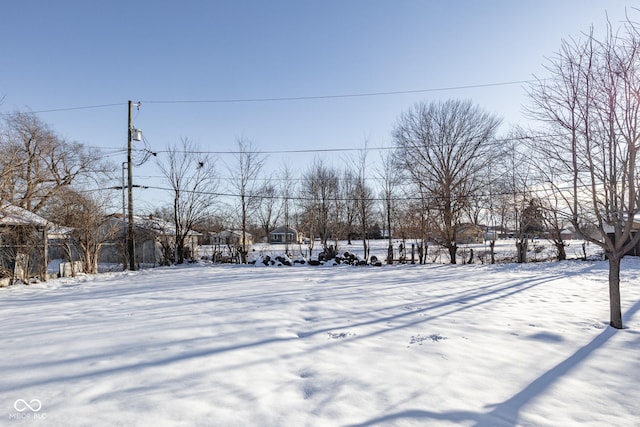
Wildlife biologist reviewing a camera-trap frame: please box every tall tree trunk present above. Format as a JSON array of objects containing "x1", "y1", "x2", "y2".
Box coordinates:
[
  {"x1": 176, "y1": 235, "x2": 185, "y2": 264},
  {"x1": 608, "y1": 255, "x2": 623, "y2": 329},
  {"x1": 361, "y1": 217, "x2": 368, "y2": 261},
  {"x1": 241, "y1": 194, "x2": 247, "y2": 264},
  {"x1": 386, "y1": 198, "x2": 392, "y2": 264},
  {"x1": 174, "y1": 193, "x2": 181, "y2": 264},
  {"x1": 556, "y1": 242, "x2": 567, "y2": 261},
  {"x1": 448, "y1": 244, "x2": 457, "y2": 264},
  {"x1": 490, "y1": 240, "x2": 495, "y2": 264},
  {"x1": 516, "y1": 239, "x2": 528, "y2": 263}
]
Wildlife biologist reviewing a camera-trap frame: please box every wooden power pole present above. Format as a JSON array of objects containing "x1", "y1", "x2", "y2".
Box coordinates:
[{"x1": 127, "y1": 100, "x2": 136, "y2": 271}]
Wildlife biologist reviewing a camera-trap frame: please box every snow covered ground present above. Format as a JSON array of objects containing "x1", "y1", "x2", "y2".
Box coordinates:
[{"x1": 2, "y1": 243, "x2": 639, "y2": 426}]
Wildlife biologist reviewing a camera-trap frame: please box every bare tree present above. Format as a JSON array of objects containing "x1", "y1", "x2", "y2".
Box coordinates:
[
  {"x1": 392, "y1": 185, "x2": 435, "y2": 264},
  {"x1": 351, "y1": 146, "x2": 375, "y2": 261},
  {"x1": 0, "y1": 111, "x2": 106, "y2": 214},
  {"x1": 255, "y1": 178, "x2": 281, "y2": 243},
  {"x1": 484, "y1": 164, "x2": 516, "y2": 264},
  {"x1": 157, "y1": 137, "x2": 219, "y2": 264},
  {"x1": 416, "y1": 186, "x2": 435, "y2": 264},
  {"x1": 278, "y1": 161, "x2": 297, "y2": 255},
  {"x1": 378, "y1": 151, "x2": 400, "y2": 261},
  {"x1": 226, "y1": 138, "x2": 265, "y2": 264},
  {"x1": 46, "y1": 189, "x2": 119, "y2": 274},
  {"x1": 498, "y1": 134, "x2": 537, "y2": 264},
  {"x1": 540, "y1": 191, "x2": 570, "y2": 261},
  {"x1": 301, "y1": 159, "x2": 339, "y2": 258},
  {"x1": 0, "y1": 141, "x2": 19, "y2": 204},
  {"x1": 527, "y1": 15, "x2": 640, "y2": 328},
  {"x1": 393, "y1": 99, "x2": 501, "y2": 264},
  {"x1": 338, "y1": 168, "x2": 357, "y2": 245}
]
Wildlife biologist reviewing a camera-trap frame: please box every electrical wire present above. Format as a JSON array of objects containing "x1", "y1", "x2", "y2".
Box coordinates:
[
  {"x1": 93, "y1": 176, "x2": 590, "y2": 204},
  {"x1": 139, "y1": 133, "x2": 550, "y2": 156},
  {"x1": 141, "y1": 80, "x2": 535, "y2": 105},
  {"x1": 0, "y1": 78, "x2": 535, "y2": 116},
  {"x1": 0, "y1": 102, "x2": 126, "y2": 115}
]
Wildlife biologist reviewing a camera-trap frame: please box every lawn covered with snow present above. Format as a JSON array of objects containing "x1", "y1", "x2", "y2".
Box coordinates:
[{"x1": 2, "y1": 253, "x2": 640, "y2": 426}]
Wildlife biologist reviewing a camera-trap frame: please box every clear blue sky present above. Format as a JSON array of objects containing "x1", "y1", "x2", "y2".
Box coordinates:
[{"x1": 0, "y1": 1, "x2": 634, "y2": 212}]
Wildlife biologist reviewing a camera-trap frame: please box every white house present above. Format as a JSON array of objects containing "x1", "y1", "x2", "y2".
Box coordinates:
[{"x1": 269, "y1": 226, "x2": 303, "y2": 244}]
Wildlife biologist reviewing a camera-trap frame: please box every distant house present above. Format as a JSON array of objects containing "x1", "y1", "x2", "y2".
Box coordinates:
[
  {"x1": 605, "y1": 218, "x2": 640, "y2": 256},
  {"x1": 99, "y1": 214, "x2": 201, "y2": 266},
  {"x1": 456, "y1": 223, "x2": 484, "y2": 244},
  {"x1": 484, "y1": 225, "x2": 507, "y2": 241},
  {"x1": 559, "y1": 229, "x2": 573, "y2": 241},
  {"x1": 269, "y1": 226, "x2": 302, "y2": 244},
  {"x1": 0, "y1": 203, "x2": 53, "y2": 284},
  {"x1": 210, "y1": 229, "x2": 253, "y2": 247}
]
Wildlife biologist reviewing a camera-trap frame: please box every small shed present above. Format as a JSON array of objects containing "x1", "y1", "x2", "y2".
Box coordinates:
[{"x1": 0, "y1": 203, "x2": 51, "y2": 283}]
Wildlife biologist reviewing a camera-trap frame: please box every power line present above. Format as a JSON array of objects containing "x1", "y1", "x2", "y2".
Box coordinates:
[
  {"x1": 150, "y1": 146, "x2": 393, "y2": 156},
  {"x1": 0, "y1": 102, "x2": 126, "y2": 115},
  {"x1": 142, "y1": 80, "x2": 535, "y2": 105},
  {"x1": 137, "y1": 133, "x2": 549, "y2": 156},
  {"x1": 1, "y1": 79, "x2": 534, "y2": 117},
  {"x1": 94, "y1": 179, "x2": 586, "y2": 204}
]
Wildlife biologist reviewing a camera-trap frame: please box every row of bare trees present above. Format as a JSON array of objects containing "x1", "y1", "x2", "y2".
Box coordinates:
[{"x1": 161, "y1": 128, "x2": 546, "y2": 265}]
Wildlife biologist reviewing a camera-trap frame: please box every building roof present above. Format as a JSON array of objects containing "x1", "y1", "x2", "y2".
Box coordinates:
[
  {"x1": 270, "y1": 226, "x2": 298, "y2": 235},
  {"x1": 603, "y1": 217, "x2": 640, "y2": 233},
  {"x1": 456, "y1": 223, "x2": 484, "y2": 234},
  {"x1": 212, "y1": 229, "x2": 252, "y2": 238},
  {"x1": 0, "y1": 202, "x2": 50, "y2": 227}
]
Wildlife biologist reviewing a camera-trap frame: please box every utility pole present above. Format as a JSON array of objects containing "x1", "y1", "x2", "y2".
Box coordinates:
[{"x1": 127, "y1": 100, "x2": 136, "y2": 271}]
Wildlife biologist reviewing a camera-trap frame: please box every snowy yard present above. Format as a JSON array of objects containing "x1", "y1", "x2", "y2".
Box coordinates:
[{"x1": 2, "y1": 252, "x2": 640, "y2": 426}]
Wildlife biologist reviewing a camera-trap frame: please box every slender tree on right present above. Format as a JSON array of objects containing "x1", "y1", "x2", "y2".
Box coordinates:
[{"x1": 527, "y1": 15, "x2": 640, "y2": 329}]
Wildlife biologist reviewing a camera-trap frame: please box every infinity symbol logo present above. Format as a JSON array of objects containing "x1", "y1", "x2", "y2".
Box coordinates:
[{"x1": 14, "y1": 399, "x2": 42, "y2": 412}]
